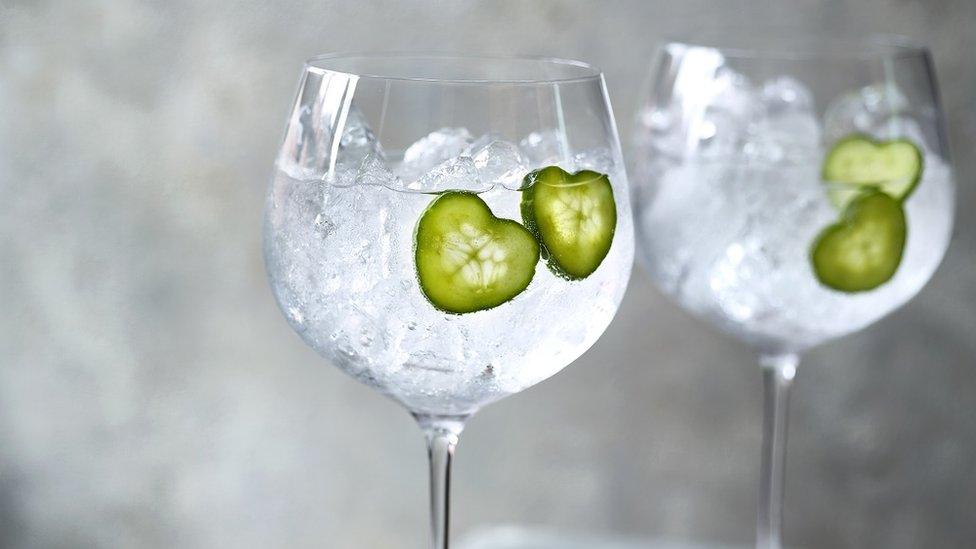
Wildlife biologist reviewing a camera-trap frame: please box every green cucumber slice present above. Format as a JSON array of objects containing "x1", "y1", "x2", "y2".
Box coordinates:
[
  {"x1": 811, "y1": 190, "x2": 907, "y2": 293},
  {"x1": 822, "y1": 134, "x2": 923, "y2": 208},
  {"x1": 415, "y1": 191, "x2": 539, "y2": 314},
  {"x1": 520, "y1": 166, "x2": 617, "y2": 280}
]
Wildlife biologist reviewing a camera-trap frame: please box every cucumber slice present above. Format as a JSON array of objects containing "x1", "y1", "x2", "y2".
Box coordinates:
[
  {"x1": 822, "y1": 134, "x2": 923, "y2": 208},
  {"x1": 520, "y1": 166, "x2": 617, "y2": 280},
  {"x1": 810, "y1": 190, "x2": 907, "y2": 293},
  {"x1": 415, "y1": 191, "x2": 539, "y2": 314}
]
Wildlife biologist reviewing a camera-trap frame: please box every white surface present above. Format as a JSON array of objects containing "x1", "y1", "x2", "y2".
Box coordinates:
[{"x1": 459, "y1": 527, "x2": 743, "y2": 549}]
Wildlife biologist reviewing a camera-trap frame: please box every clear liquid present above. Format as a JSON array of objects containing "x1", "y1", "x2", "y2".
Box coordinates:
[
  {"x1": 634, "y1": 154, "x2": 954, "y2": 352},
  {"x1": 264, "y1": 165, "x2": 634, "y2": 415}
]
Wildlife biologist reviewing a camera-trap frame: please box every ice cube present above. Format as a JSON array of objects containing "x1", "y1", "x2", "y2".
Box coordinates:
[
  {"x1": 697, "y1": 67, "x2": 762, "y2": 159},
  {"x1": 318, "y1": 106, "x2": 388, "y2": 186},
  {"x1": 519, "y1": 130, "x2": 567, "y2": 167},
  {"x1": 340, "y1": 106, "x2": 384, "y2": 157},
  {"x1": 709, "y1": 241, "x2": 766, "y2": 322},
  {"x1": 710, "y1": 67, "x2": 760, "y2": 114},
  {"x1": 761, "y1": 76, "x2": 814, "y2": 116},
  {"x1": 355, "y1": 153, "x2": 401, "y2": 188},
  {"x1": 705, "y1": 164, "x2": 831, "y2": 332},
  {"x1": 462, "y1": 133, "x2": 500, "y2": 156},
  {"x1": 400, "y1": 128, "x2": 474, "y2": 179},
  {"x1": 278, "y1": 104, "x2": 385, "y2": 181},
  {"x1": 743, "y1": 76, "x2": 820, "y2": 164},
  {"x1": 824, "y1": 83, "x2": 910, "y2": 142},
  {"x1": 470, "y1": 140, "x2": 527, "y2": 190},
  {"x1": 409, "y1": 156, "x2": 490, "y2": 193},
  {"x1": 744, "y1": 114, "x2": 821, "y2": 164},
  {"x1": 636, "y1": 104, "x2": 685, "y2": 160},
  {"x1": 634, "y1": 44, "x2": 729, "y2": 161},
  {"x1": 637, "y1": 162, "x2": 748, "y2": 295}
]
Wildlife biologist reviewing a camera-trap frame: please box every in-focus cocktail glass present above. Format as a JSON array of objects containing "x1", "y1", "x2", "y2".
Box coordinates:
[
  {"x1": 264, "y1": 54, "x2": 634, "y2": 548},
  {"x1": 632, "y1": 35, "x2": 954, "y2": 548}
]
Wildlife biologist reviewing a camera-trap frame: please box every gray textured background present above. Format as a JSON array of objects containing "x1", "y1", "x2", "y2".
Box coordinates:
[{"x1": 1, "y1": 1, "x2": 974, "y2": 548}]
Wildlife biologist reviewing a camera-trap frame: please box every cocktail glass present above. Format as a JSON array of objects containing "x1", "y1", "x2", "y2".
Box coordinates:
[
  {"x1": 631, "y1": 35, "x2": 954, "y2": 548},
  {"x1": 264, "y1": 54, "x2": 634, "y2": 548}
]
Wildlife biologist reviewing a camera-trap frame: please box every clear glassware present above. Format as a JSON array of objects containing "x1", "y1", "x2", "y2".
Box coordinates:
[
  {"x1": 631, "y1": 35, "x2": 954, "y2": 548},
  {"x1": 264, "y1": 53, "x2": 634, "y2": 548}
]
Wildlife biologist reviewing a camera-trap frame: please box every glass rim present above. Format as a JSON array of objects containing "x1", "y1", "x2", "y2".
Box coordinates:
[
  {"x1": 303, "y1": 52, "x2": 604, "y2": 85},
  {"x1": 660, "y1": 30, "x2": 930, "y2": 61}
]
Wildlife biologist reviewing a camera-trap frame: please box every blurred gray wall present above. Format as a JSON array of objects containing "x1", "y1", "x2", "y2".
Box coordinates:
[{"x1": 1, "y1": 1, "x2": 974, "y2": 547}]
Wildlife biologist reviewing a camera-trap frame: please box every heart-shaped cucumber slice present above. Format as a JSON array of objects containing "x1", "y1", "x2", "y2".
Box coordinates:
[
  {"x1": 811, "y1": 190, "x2": 907, "y2": 293},
  {"x1": 520, "y1": 166, "x2": 617, "y2": 280},
  {"x1": 822, "y1": 134, "x2": 923, "y2": 209},
  {"x1": 415, "y1": 191, "x2": 540, "y2": 314}
]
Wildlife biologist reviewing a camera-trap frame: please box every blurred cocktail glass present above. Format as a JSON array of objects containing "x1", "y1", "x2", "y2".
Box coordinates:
[{"x1": 631, "y1": 35, "x2": 954, "y2": 548}]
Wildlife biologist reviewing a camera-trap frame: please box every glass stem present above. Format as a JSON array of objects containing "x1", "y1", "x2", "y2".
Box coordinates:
[
  {"x1": 756, "y1": 352, "x2": 798, "y2": 549},
  {"x1": 416, "y1": 414, "x2": 466, "y2": 549}
]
